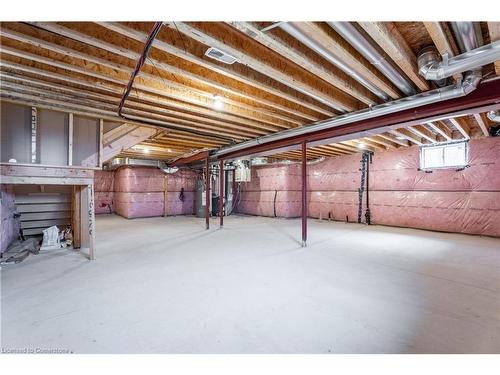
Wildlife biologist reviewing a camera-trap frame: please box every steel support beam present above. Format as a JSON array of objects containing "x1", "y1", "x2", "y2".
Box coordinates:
[
  {"x1": 301, "y1": 140, "x2": 307, "y2": 247},
  {"x1": 170, "y1": 150, "x2": 210, "y2": 167},
  {"x1": 218, "y1": 79, "x2": 500, "y2": 160},
  {"x1": 219, "y1": 159, "x2": 224, "y2": 228},
  {"x1": 205, "y1": 156, "x2": 210, "y2": 230}
]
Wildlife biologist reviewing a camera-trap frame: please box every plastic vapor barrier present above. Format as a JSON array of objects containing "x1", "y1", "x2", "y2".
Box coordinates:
[
  {"x1": 0, "y1": 185, "x2": 20, "y2": 253},
  {"x1": 94, "y1": 170, "x2": 114, "y2": 214},
  {"x1": 95, "y1": 166, "x2": 199, "y2": 219},
  {"x1": 236, "y1": 137, "x2": 500, "y2": 237}
]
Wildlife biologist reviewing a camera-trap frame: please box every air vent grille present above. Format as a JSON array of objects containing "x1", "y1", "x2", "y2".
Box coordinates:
[{"x1": 205, "y1": 47, "x2": 238, "y2": 64}]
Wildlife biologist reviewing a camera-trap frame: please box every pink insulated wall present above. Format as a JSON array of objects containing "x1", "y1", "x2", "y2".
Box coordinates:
[
  {"x1": 94, "y1": 170, "x2": 114, "y2": 214},
  {"x1": 95, "y1": 166, "x2": 198, "y2": 219},
  {"x1": 237, "y1": 137, "x2": 500, "y2": 237}
]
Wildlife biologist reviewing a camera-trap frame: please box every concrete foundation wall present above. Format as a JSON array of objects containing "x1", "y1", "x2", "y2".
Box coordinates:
[{"x1": 237, "y1": 137, "x2": 500, "y2": 237}]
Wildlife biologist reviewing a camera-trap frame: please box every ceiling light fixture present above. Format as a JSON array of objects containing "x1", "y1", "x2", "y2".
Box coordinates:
[
  {"x1": 213, "y1": 94, "x2": 224, "y2": 110},
  {"x1": 143, "y1": 148, "x2": 150, "y2": 154},
  {"x1": 357, "y1": 142, "x2": 366, "y2": 149}
]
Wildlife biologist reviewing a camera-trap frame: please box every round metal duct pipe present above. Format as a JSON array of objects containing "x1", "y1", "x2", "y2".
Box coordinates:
[
  {"x1": 328, "y1": 22, "x2": 416, "y2": 96},
  {"x1": 279, "y1": 22, "x2": 391, "y2": 101}
]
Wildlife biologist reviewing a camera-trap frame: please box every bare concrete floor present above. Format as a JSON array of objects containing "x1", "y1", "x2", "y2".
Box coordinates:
[{"x1": 1, "y1": 214, "x2": 499, "y2": 353}]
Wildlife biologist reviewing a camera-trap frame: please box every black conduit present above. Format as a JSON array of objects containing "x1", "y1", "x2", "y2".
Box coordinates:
[{"x1": 118, "y1": 22, "x2": 164, "y2": 117}]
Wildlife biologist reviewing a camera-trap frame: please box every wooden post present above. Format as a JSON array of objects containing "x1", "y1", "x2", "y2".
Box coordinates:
[
  {"x1": 98, "y1": 118, "x2": 104, "y2": 168},
  {"x1": 87, "y1": 184, "x2": 96, "y2": 260},
  {"x1": 219, "y1": 159, "x2": 224, "y2": 228},
  {"x1": 72, "y1": 185, "x2": 81, "y2": 249},
  {"x1": 301, "y1": 140, "x2": 307, "y2": 247},
  {"x1": 68, "y1": 113, "x2": 73, "y2": 166},
  {"x1": 31, "y1": 107, "x2": 37, "y2": 164}
]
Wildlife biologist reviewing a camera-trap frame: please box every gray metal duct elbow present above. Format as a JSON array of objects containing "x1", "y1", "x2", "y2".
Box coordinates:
[
  {"x1": 417, "y1": 46, "x2": 448, "y2": 82},
  {"x1": 418, "y1": 42, "x2": 500, "y2": 82}
]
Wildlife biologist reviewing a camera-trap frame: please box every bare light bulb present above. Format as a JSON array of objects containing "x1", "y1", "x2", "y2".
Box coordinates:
[{"x1": 213, "y1": 94, "x2": 224, "y2": 110}]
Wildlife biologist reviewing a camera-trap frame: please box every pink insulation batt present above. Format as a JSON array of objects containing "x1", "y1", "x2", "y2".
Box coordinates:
[
  {"x1": 237, "y1": 137, "x2": 500, "y2": 237},
  {"x1": 1, "y1": 185, "x2": 20, "y2": 253},
  {"x1": 94, "y1": 170, "x2": 114, "y2": 214},
  {"x1": 105, "y1": 166, "x2": 198, "y2": 219}
]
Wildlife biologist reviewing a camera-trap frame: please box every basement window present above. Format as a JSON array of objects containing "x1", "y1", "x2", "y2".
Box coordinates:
[{"x1": 420, "y1": 141, "x2": 468, "y2": 170}]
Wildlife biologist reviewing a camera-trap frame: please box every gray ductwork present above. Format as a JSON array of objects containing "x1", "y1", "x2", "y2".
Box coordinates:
[
  {"x1": 451, "y1": 22, "x2": 484, "y2": 52},
  {"x1": 214, "y1": 22, "x2": 497, "y2": 158},
  {"x1": 418, "y1": 39, "x2": 500, "y2": 81},
  {"x1": 487, "y1": 110, "x2": 500, "y2": 123},
  {"x1": 106, "y1": 157, "x2": 168, "y2": 170},
  {"x1": 328, "y1": 22, "x2": 416, "y2": 96},
  {"x1": 279, "y1": 22, "x2": 390, "y2": 101},
  {"x1": 418, "y1": 22, "x2": 499, "y2": 82},
  {"x1": 215, "y1": 70, "x2": 482, "y2": 157}
]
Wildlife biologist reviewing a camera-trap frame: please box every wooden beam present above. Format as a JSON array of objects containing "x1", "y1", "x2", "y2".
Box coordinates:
[
  {"x1": 1, "y1": 44, "x2": 292, "y2": 132},
  {"x1": 473, "y1": 113, "x2": 490, "y2": 137},
  {"x1": 72, "y1": 186, "x2": 81, "y2": 249},
  {"x1": 341, "y1": 140, "x2": 377, "y2": 153},
  {"x1": 167, "y1": 22, "x2": 350, "y2": 112},
  {"x1": 448, "y1": 117, "x2": 470, "y2": 139},
  {"x1": 1, "y1": 163, "x2": 96, "y2": 176},
  {"x1": 423, "y1": 22, "x2": 460, "y2": 57},
  {"x1": 377, "y1": 132, "x2": 410, "y2": 147},
  {"x1": 359, "y1": 22, "x2": 430, "y2": 91},
  {"x1": 407, "y1": 125, "x2": 437, "y2": 143},
  {"x1": 0, "y1": 85, "x2": 252, "y2": 140},
  {"x1": 68, "y1": 113, "x2": 73, "y2": 165},
  {"x1": 389, "y1": 128, "x2": 424, "y2": 145},
  {"x1": 0, "y1": 176, "x2": 93, "y2": 185},
  {"x1": 0, "y1": 26, "x2": 134, "y2": 73},
  {"x1": 487, "y1": 22, "x2": 500, "y2": 75},
  {"x1": 102, "y1": 123, "x2": 133, "y2": 144},
  {"x1": 426, "y1": 121, "x2": 453, "y2": 141},
  {"x1": 281, "y1": 22, "x2": 401, "y2": 100},
  {"x1": 229, "y1": 21, "x2": 379, "y2": 106},
  {"x1": 359, "y1": 138, "x2": 387, "y2": 150},
  {"x1": 98, "y1": 22, "x2": 328, "y2": 119},
  {"x1": 0, "y1": 27, "x2": 298, "y2": 130},
  {"x1": 27, "y1": 22, "x2": 331, "y2": 120},
  {"x1": 0, "y1": 71, "x2": 271, "y2": 137},
  {"x1": 98, "y1": 119, "x2": 104, "y2": 167},
  {"x1": 86, "y1": 184, "x2": 96, "y2": 260},
  {"x1": 171, "y1": 150, "x2": 210, "y2": 167},
  {"x1": 101, "y1": 126, "x2": 157, "y2": 162},
  {"x1": 366, "y1": 136, "x2": 398, "y2": 149}
]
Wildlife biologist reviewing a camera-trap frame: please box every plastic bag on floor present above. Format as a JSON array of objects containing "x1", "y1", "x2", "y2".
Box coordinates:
[{"x1": 41, "y1": 225, "x2": 60, "y2": 249}]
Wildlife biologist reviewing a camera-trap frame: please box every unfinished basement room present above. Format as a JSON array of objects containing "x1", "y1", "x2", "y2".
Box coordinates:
[{"x1": 1, "y1": 6, "x2": 500, "y2": 361}]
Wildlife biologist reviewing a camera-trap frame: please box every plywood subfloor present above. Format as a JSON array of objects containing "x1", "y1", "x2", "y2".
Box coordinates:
[{"x1": 1, "y1": 214, "x2": 499, "y2": 353}]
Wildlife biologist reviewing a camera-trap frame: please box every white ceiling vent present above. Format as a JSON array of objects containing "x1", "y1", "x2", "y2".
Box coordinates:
[{"x1": 205, "y1": 47, "x2": 238, "y2": 64}]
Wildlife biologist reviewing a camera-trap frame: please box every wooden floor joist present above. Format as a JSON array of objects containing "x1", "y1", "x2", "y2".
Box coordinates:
[
  {"x1": 359, "y1": 22, "x2": 430, "y2": 91},
  {"x1": 0, "y1": 21, "x2": 492, "y2": 162}
]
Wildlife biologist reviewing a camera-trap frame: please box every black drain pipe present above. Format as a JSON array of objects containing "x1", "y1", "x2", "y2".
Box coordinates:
[{"x1": 365, "y1": 152, "x2": 373, "y2": 225}]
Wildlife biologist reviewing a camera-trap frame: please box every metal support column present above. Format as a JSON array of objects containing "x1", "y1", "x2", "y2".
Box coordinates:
[
  {"x1": 301, "y1": 140, "x2": 307, "y2": 247},
  {"x1": 205, "y1": 156, "x2": 210, "y2": 230},
  {"x1": 219, "y1": 159, "x2": 224, "y2": 228}
]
